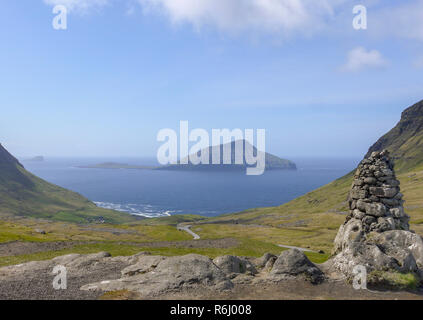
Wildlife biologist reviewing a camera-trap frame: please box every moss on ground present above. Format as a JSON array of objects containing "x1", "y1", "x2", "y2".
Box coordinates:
[
  {"x1": 368, "y1": 271, "x2": 420, "y2": 290},
  {"x1": 99, "y1": 290, "x2": 137, "y2": 300}
]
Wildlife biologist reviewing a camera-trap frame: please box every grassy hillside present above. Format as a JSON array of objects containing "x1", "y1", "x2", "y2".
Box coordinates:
[
  {"x1": 135, "y1": 214, "x2": 207, "y2": 226},
  {"x1": 367, "y1": 99, "x2": 423, "y2": 173},
  {"x1": 0, "y1": 144, "x2": 136, "y2": 224}
]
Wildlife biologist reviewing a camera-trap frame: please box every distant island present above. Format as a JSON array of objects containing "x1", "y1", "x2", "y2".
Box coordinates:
[
  {"x1": 76, "y1": 162, "x2": 156, "y2": 169},
  {"x1": 24, "y1": 156, "x2": 44, "y2": 162},
  {"x1": 157, "y1": 140, "x2": 296, "y2": 171}
]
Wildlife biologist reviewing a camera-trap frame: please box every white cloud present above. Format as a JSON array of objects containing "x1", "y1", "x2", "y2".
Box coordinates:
[
  {"x1": 137, "y1": 0, "x2": 347, "y2": 36},
  {"x1": 41, "y1": 0, "x2": 423, "y2": 45},
  {"x1": 341, "y1": 47, "x2": 388, "y2": 72},
  {"x1": 43, "y1": 0, "x2": 109, "y2": 14}
]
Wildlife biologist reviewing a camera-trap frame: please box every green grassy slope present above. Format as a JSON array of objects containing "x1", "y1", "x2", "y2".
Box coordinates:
[
  {"x1": 0, "y1": 144, "x2": 136, "y2": 224},
  {"x1": 366, "y1": 99, "x2": 423, "y2": 173},
  {"x1": 135, "y1": 214, "x2": 207, "y2": 226}
]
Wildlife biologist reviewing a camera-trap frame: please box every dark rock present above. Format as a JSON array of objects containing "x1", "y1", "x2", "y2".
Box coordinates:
[
  {"x1": 362, "y1": 215, "x2": 376, "y2": 225},
  {"x1": 364, "y1": 177, "x2": 377, "y2": 185},
  {"x1": 381, "y1": 198, "x2": 400, "y2": 207},
  {"x1": 384, "y1": 179, "x2": 400, "y2": 187}
]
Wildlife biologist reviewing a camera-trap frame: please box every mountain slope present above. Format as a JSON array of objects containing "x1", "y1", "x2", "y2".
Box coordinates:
[
  {"x1": 0, "y1": 145, "x2": 34, "y2": 189},
  {"x1": 0, "y1": 144, "x2": 136, "y2": 224},
  {"x1": 366, "y1": 99, "x2": 423, "y2": 173},
  {"x1": 158, "y1": 139, "x2": 296, "y2": 171}
]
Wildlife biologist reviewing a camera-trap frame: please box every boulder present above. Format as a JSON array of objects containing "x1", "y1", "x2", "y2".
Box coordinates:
[
  {"x1": 53, "y1": 252, "x2": 112, "y2": 269},
  {"x1": 270, "y1": 249, "x2": 324, "y2": 284},
  {"x1": 121, "y1": 255, "x2": 166, "y2": 277},
  {"x1": 369, "y1": 230, "x2": 423, "y2": 268},
  {"x1": 329, "y1": 242, "x2": 399, "y2": 277},
  {"x1": 0, "y1": 251, "x2": 132, "y2": 281},
  {"x1": 213, "y1": 255, "x2": 257, "y2": 275},
  {"x1": 81, "y1": 254, "x2": 233, "y2": 296},
  {"x1": 264, "y1": 257, "x2": 277, "y2": 271},
  {"x1": 253, "y1": 253, "x2": 277, "y2": 270}
]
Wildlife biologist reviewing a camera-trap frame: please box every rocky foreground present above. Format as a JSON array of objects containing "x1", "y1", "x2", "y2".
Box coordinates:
[
  {"x1": 0, "y1": 247, "x2": 422, "y2": 300},
  {"x1": 0, "y1": 249, "x2": 324, "y2": 300}
]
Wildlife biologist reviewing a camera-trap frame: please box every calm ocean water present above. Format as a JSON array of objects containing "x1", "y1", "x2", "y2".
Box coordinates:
[{"x1": 21, "y1": 157, "x2": 360, "y2": 218}]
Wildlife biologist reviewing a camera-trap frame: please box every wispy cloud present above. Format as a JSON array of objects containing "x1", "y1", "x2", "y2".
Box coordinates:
[
  {"x1": 137, "y1": 0, "x2": 347, "y2": 36},
  {"x1": 43, "y1": 0, "x2": 110, "y2": 14},
  {"x1": 41, "y1": 0, "x2": 423, "y2": 44},
  {"x1": 340, "y1": 47, "x2": 388, "y2": 73}
]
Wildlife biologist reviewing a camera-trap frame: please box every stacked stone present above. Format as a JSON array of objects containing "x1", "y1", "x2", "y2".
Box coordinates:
[{"x1": 346, "y1": 150, "x2": 410, "y2": 233}]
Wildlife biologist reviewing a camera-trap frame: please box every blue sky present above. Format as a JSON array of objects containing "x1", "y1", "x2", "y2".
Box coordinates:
[{"x1": 1, "y1": 0, "x2": 423, "y2": 158}]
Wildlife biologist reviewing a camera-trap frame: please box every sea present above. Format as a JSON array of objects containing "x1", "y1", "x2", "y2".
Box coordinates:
[{"x1": 21, "y1": 157, "x2": 360, "y2": 218}]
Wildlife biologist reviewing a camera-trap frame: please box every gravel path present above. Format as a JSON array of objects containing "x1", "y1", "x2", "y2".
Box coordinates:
[
  {"x1": 177, "y1": 224, "x2": 200, "y2": 240},
  {"x1": 277, "y1": 244, "x2": 317, "y2": 253}
]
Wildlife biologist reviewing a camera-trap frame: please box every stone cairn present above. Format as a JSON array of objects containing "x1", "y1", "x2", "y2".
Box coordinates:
[{"x1": 346, "y1": 150, "x2": 410, "y2": 233}]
